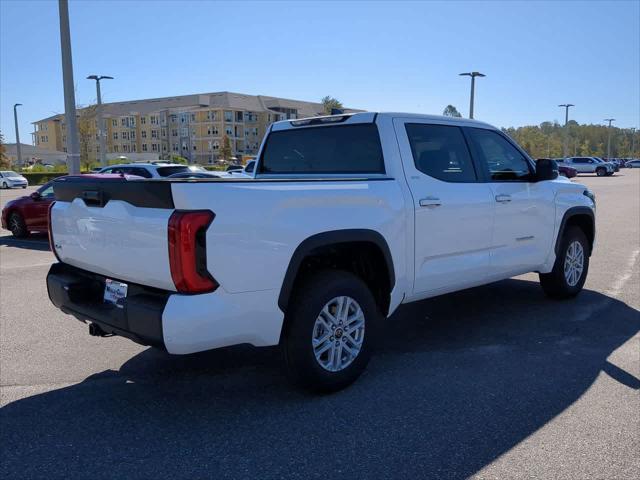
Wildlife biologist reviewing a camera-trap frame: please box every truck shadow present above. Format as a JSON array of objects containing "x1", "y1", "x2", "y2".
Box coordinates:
[
  {"x1": 2, "y1": 278, "x2": 639, "y2": 479},
  {"x1": 0, "y1": 233, "x2": 50, "y2": 251}
]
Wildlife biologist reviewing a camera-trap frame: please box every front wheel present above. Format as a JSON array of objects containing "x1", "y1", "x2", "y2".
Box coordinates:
[
  {"x1": 9, "y1": 212, "x2": 28, "y2": 238},
  {"x1": 1, "y1": 181, "x2": 7, "y2": 189},
  {"x1": 596, "y1": 167, "x2": 606, "y2": 177},
  {"x1": 539, "y1": 226, "x2": 589, "y2": 299},
  {"x1": 282, "y1": 270, "x2": 381, "y2": 392}
]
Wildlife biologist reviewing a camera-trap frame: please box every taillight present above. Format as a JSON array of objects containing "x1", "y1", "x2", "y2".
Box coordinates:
[
  {"x1": 168, "y1": 210, "x2": 218, "y2": 294},
  {"x1": 48, "y1": 202, "x2": 61, "y2": 261}
]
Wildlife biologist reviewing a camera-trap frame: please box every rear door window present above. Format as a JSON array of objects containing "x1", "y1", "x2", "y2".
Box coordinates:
[
  {"x1": 156, "y1": 166, "x2": 190, "y2": 177},
  {"x1": 405, "y1": 124, "x2": 477, "y2": 182},
  {"x1": 259, "y1": 124, "x2": 384, "y2": 174}
]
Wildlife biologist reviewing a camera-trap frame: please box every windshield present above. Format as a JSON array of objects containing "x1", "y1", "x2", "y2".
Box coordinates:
[
  {"x1": 1, "y1": 171, "x2": 20, "y2": 177},
  {"x1": 156, "y1": 166, "x2": 191, "y2": 177}
]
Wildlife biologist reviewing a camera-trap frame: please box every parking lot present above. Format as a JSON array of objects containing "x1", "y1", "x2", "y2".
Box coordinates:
[{"x1": 1, "y1": 173, "x2": 638, "y2": 479}]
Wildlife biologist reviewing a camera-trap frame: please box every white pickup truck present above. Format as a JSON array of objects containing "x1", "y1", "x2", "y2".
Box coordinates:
[{"x1": 47, "y1": 112, "x2": 596, "y2": 391}]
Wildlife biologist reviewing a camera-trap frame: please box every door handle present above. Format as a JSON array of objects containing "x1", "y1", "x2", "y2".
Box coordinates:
[
  {"x1": 419, "y1": 196, "x2": 442, "y2": 207},
  {"x1": 495, "y1": 194, "x2": 512, "y2": 203}
]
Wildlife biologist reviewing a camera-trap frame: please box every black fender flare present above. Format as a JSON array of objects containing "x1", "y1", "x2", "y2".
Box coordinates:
[
  {"x1": 278, "y1": 229, "x2": 395, "y2": 313},
  {"x1": 554, "y1": 206, "x2": 595, "y2": 256}
]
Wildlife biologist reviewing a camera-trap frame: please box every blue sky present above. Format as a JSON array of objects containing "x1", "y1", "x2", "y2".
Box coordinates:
[{"x1": 1, "y1": 0, "x2": 639, "y2": 143}]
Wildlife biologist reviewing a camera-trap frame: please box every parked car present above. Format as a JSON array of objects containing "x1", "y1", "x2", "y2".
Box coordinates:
[
  {"x1": 217, "y1": 160, "x2": 256, "y2": 178},
  {"x1": 625, "y1": 159, "x2": 640, "y2": 168},
  {"x1": 97, "y1": 162, "x2": 202, "y2": 178},
  {"x1": 0, "y1": 171, "x2": 28, "y2": 189},
  {"x1": 595, "y1": 157, "x2": 619, "y2": 172},
  {"x1": 47, "y1": 112, "x2": 596, "y2": 391},
  {"x1": 562, "y1": 157, "x2": 615, "y2": 176},
  {"x1": 1, "y1": 181, "x2": 54, "y2": 237},
  {"x1": 539, "y1": 159, "x2": 577, "y2": 178}
]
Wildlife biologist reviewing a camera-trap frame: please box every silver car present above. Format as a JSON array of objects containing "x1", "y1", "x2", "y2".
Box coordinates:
[{"x1": 0, "y1": 171, "x2": 28, "y2": 189}]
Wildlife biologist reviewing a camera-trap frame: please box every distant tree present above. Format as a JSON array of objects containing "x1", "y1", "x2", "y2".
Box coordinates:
[
  {"x1": 442, "y1": 105, "x2": 462, "y2": 117},
  {"x1": 219, "y1": 134, "x2": 232, "y2": 161},
  {"x1": 321, "y1": 96, "x2": 343, "y2": 115},
  {"x1": 0, "y1": 131, "x2": 10, "y2": 169},
  {"x1": 77, "y1": 104, "x2": 98, "y2": 171}
]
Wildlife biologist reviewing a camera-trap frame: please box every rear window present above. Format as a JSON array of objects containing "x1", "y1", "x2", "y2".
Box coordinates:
[
  {"x1": 259, "y1": 124, "x2": 384, "y2": 174},
  {"x1": 156, "y1": 166, "x2": 191, "y2": 177}
]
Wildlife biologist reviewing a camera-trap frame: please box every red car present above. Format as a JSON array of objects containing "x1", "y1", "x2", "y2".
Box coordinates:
[
  {"x1": 537, "y1": 158, "x2": 577, "y2": 179},
  {"x1": 1, "y1": 182, "x2": 55, "y2": 237}
]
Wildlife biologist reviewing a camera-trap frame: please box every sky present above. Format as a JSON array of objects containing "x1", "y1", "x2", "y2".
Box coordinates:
[{"x1": 1, "y1": 0, "x2": 639, "y2": 144}]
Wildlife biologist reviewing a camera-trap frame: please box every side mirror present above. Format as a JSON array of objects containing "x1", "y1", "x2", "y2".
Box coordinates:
[
  {"x1": 30, "y1": 191, "x2": 42, "y2": 200},
  {"x1": 535, "y1": 159, "x2": 558, "y2": 181}
]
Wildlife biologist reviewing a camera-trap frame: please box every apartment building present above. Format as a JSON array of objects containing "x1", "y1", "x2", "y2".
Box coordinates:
[{"x1": 32, "y1": 92, "x2": 355, "y2": 164}]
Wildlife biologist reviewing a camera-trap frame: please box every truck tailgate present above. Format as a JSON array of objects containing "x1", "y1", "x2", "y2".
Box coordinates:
[{"x1": 50, "y1": 176, "x2": 176, "y2": 291}]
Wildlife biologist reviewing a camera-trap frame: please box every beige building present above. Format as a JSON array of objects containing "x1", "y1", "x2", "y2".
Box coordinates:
[{"x1": 32, "y1": 92, "x2": 356, "y2": 164}]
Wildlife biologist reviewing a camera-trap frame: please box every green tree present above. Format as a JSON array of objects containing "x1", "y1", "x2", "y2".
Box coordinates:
[
  {"x1": 0, "y1": 130, "x2": 10, "y2": 169},
  {"x1": 321, "y1": 96, "x2": 343, "y2": 115},
  {"x1": 219, "y1": 134, "x2": 232, "y2": 161},
  {"x1": 442, "y1": 105, "x2": 462, "y2": 117},
  {"x1": 77, "y1": 104, "x2": 98, "y2": 171}
]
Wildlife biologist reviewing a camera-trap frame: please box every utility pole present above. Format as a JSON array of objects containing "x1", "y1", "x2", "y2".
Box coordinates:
[
  {"x1": 13, "y1": 103, "x2": 23, "y2": 167},
  {"x1": 58, "y1": 0, "x2": 80, "y2": 174},
  {"x1": 604, "y1": 118, "x2": 615, "y2": 160},
  {"x1": 459, "y1": 71, "x2": 485, "y2": 119},
  {"x1": 87, "y1": 75, "x2": 113, "y2": 167},
  {"x1": 558, "y1": 104, "x2": 574, "y2": 158}
]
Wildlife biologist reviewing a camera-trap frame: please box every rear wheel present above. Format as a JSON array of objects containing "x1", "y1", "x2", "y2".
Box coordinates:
[
  {"x1": 596, "y1": 167, "x2": 606, "y2": 177},
  {"x1": 282, "y1": 270, "x2": 381, "y2": 392},
  {"x1": 9, "y1": 212, "x2": 28, "y2": 238},
  {"x1": 539, "y1": 226, "x2": 589, "y2": 299}
]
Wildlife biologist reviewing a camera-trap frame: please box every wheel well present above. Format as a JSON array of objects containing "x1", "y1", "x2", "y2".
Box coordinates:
[
  {"x1": 565, "y1": 214, "x2": 595, "y2": 254},
  {"x1": 283, "y1": 241, "x2": 393, "y2": 316}
]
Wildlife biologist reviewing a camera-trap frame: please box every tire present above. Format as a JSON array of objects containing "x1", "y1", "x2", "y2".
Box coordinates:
[
  {"x1": 282, "y1": 270, "x2": 381, "y2": 392},
  {"x1": 8, "y1": 212, "x2": 28, "y2": 238},
  {"x1": 596, "y1": 167, "x2": 606, "y2": 177},
  {"x1": 539, "y1": 226, "x2": 589, "y2": 299},
  {"x1": 1, "y1": 181, "x2": 7, "y2": 189},
  {"x1": 22, "y1": 185, "x2": 27, "y2": 189}
]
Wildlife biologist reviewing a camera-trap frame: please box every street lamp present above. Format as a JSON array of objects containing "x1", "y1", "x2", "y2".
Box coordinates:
[
  {"x1": 558, "y1": 104, "x2": 574, "y2": 158},
  {"x1": 13, "y1": 103, "x2": 23, "y2": 167},
  {"x1": 459, "y1": 71, "x2": 485, "y2": 119},
  {"x1": 87, "y1": 75, "x2": 114, "y2": 167},
  {"x1": 604, "y1": 118, "x2": 615, "y2": 160}
]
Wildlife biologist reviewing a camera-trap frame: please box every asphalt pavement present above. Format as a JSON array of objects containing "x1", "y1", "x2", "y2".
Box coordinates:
[{"x1": 1, "y1": 172, "x2": 638, "y2": 479}]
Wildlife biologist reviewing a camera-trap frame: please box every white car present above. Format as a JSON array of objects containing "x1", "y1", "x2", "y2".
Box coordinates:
[
  {"x1": 47, "y1": 112, "x2": 596, "y2": 391},
  {"x1": 561, "y1": 157, "x2": 615, "y2": 176},
  {"x1": 97, "y1": 162, "x2": 204, "y2": 179},
  {"x1": 625, "y1": 160, "x2": 640, "y2": 168},
  {"x1": 0, "y1": 171, "x2": 28, "y2": 189}
]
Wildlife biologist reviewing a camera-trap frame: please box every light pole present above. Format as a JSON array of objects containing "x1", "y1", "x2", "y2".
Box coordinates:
[
  {"x1": 604, "y1": 118, "x2": 615, "y2": 160},
  {"x1": 558, "y1": 104, "x2": 574, "y2": 158},
  {"x1": 58, "y1": 0, "x2": 80, "y2": 174},
  {"x1": 459, "y1": 71, "x2": 485, "y2": 119},
  {"x1": 87, "y1": 75, "x2": 113, "y2": 167},
  {"x1": 13, "y1": 103, "x2": 23, "y2": 167}
]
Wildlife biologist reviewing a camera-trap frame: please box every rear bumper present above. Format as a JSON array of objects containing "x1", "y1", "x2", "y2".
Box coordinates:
[
  {"x1": 47, "y1": 262, "x2": 285, "y2": 354},
  {"x1": 47, "y1": 263, "x2": 168, "y2": 349}
]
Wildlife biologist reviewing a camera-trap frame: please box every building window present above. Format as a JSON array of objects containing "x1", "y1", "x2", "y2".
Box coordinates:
[
  {"x1": 141, "y1": 131, "x2": 147, "y2": 139},
  {"x1": 161, "y1": 128, "x2": 166, "y2": 138},
  {"x1": 162, "y1": 144, "x2": 167, "y2": 152},
  {"x1": 140, "y1": 116, "x2": 147, "y2": 125},
  {"x1": 132, "y1": 144, "x2": 137, "y2": 152},
  {"x1": 181, "y1": 127, "x2": 188, "y2": 137},
  {"x1": 190, "y1": 113, "x2": 196, "y2": 122},
  {"x1": 236, "y1": 111, "x2": 243, "y2": 122},
  {"x1": 121, "y1": 118, "x2": 127, "y2": 127},
  {"x1": 129, "y1": 116, "x2": 136, "y2": 127},
  {"x1": 152, "y1": 144, "x2": 158, "y2": 152},
  {"x1": 122, "y1": 131, "x2": 129, "y2": 140},
  {"x1": 226, "y1": 127, "x2": 233, "y2": 136},
  {"x1": 113, "y1": 145, "x2": 119, "y2": 152},
  {"x1": 112, "y1": 119, "x2": 117, "y2": 127},
  {"x1": 171, "y1": 129, "x2": 178, "y2": 137},
  {"x1": 172, "y1": 143, "x2": 179, "y2": 152},
  {"x1": 142, "y1": 144, "x2": 148, "y2": 152},
  {"x1": 212, "y1": 141, "x2": 219, "y2": 150},
  {"x1": 224, "y1": 111, "x2": 233, "y2": 122},
  {"x1": 150, "y1": 116, "x2": 158, "y2": 125},
  {"x1": 151, "y1": 130, "x2": 158, "y2": 139},
  {"x1": 191, "y1": 128, "x2": 196, "y2": 137},
  {"x1": 113, "y1": 132, "x2": 118, "y2": 140},
  {"x1": 170, "y1": 114, "x2": 177, "y2": 123},
  {"x1": 130, "y1": 131, "x2": 136, "y2": 140},
  {"x1": 207, "y1": 126, "x2": 218, "y2": 136}
]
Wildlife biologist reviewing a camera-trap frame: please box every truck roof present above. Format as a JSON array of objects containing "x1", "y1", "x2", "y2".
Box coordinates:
[{"x1": 271, "y1": 111, "x2": 496, "y2": 131}]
